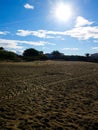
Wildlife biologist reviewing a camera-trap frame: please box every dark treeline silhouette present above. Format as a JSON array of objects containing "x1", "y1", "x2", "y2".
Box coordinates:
[
  {"x1": 0, "y1": 47, "x2": 21, "y2": 61},
  {"x1": 0, "y1": 47, "x2": 98, "y2": 63}
]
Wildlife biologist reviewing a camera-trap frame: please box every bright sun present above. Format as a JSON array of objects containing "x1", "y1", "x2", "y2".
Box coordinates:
[{"x1": 53, "y1": 2, "x2": 72, "y2": 22}]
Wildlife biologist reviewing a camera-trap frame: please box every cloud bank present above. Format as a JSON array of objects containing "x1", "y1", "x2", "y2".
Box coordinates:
[
  {"x1": 16, "y1": 30, "x2": 63, "y2": 38},
  {"x1": 0, "y1": 39, "x2": 51, "y2": 49},
  {"x1": 16, "y1": 16, "x2": 98, "y2": 40}
]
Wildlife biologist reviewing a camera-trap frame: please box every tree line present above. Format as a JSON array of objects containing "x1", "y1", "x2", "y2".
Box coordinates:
[{"x1": 0, "y1": 47, "x2": 98, "y2": 63}]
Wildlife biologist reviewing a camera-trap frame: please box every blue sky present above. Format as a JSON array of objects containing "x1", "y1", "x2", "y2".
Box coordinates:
[{"x1": 0, "y1": 0, "x2": 98, "y2": 55}]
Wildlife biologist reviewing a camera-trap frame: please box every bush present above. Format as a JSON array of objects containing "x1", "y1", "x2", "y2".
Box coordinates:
[{"x1": 0, "y1": 48, "x2": 21, "y2": 62}]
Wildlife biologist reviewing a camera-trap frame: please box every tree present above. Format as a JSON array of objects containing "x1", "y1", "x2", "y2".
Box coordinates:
[
  {"x1": 51, "y1": 50, "x2": 64, "y2": 59},
  {"x1": 23, "y1": 48, "x2": 39, "y2": 57},
  {"x1": 39, "y1": 51, "x2": 43, "y2": 55},
  {"x1": 51, "y1": 51, "x2": 61, "y2": 56},
  {"x1": 6, "y1": 51, "x2": 19, "y2": 61},
  {"x1": 0, "y1": 47, "x2": 4, "y2": 51},
  {"x1": 23, "y1": 48, "x2": 41, "y2": 61},
  {"x1": 85, "y1": 53, "x2": 90, "y2": 58},
  {"x1": 85, "y1": 53, "x2": 90, "y2": 61},
  {"x1": 0, "y1": 47, "x2": 21, "y2": 61}
]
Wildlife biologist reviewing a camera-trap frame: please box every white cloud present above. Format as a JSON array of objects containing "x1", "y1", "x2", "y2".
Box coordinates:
[
  {"x1": 0, "y1": 39, "x2": 23, "y2": 49},
  {"x1": 16, "y1": 29, "x2": 59, "y2": 38},
  {"x1": 0, "y1": 39, "x2": 51, "y2": 50},
  {"x1": 16, "y1": 16, "x2": 98, "y2": 40},
  {"x1": 16, "y1": 30, "x2": 32, "y2": 36},
  {"x1": 24, "y1": 3, "x2": 34, "y2": 10},
  {"x1": 0, "y1": 31, "x2": 9, "y2": 35},
  {"x1": 65, "y1": 26, "x2": 98, "y2": 40},
  {"x1": 62, "y1": 48, "x2": 79, "y2": 51},
  {"x1": 75, "y1": 16, "x2": 93, "y2": 27},
  {"x1": 17, "y1": 26, "x2": 98, "y2": 40},
  {"x1": 17, "y1": 30, "x2": 48, "y2": 38},
  {"x1": 92, "y1": 47, "x2": 98, "y2": 50}
]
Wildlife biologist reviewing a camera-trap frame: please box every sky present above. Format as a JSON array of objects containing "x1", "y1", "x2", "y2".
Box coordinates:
[{"x1": 0, "y1": 0, "x2": 98, "y2": 55}]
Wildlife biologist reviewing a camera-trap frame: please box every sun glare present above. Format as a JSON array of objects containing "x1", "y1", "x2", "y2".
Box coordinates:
[{"x1": 53, "y1": 2, "x2": 72, "y2": 22}]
